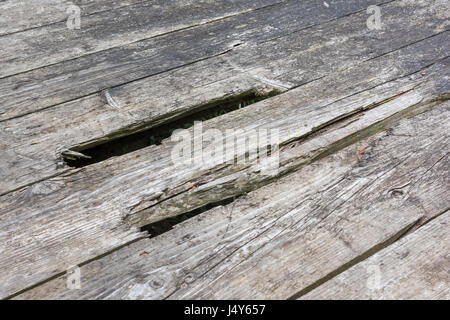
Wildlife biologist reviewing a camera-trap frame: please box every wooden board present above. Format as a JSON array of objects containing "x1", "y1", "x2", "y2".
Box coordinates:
[
  {"x1": 1, "y1": 43, "x2": 448, "y2": 299},
  {"x1": 14, "y1": 102, "x2": 450, "y2": 299},
  {"x1": 1, "y1": 0, "x2": 449, "y2": 300},
  {"x1": 301, "y1": 211, "x2": 450, "y2": 299},
  {"x1": 0, "y1": 0, "x2": 282, "y2": 77},
  {"x1": 0, "y1": 0, "x2": 391, "y2": 120},
  {"x1": 0, "y1": 0, "x2": 148, "y2": 36},
  {"x1": 1, "y1": 0, "x2": 448, "y2": 196}
]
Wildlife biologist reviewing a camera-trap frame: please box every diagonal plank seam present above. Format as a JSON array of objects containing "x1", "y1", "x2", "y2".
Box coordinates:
[
  {"x1": 257, "y1": 0, "x2": 397, "y2": 46},
  {"x1": 0, "y1": 0, "x2": 156, "y2": 38},
  {"x1": 287, "y1": 217, "x2": 424, "y2": 300},
  {"x1": 5, "y1": 93, "x2": 448, "y2": 300},
  {"x1": 0, "y1": 0, "x2": 404, "y2": 121},
  {"x1": 0, "y1": 42, "x2": 248, "y2": 124},
  {"x1": 165, "y1": 133, "x2": 448, "y2": 299},
  {"x1": 2, "y1": 38, "x2": 443, "y2": 198},
  {"x1": 290, "y1": 207, "x2": 450, "y2": 300},
  {"x1": 127, "y1": 85, "x2": 449, "y2": 224},
  {"x1": 62, "y1": 90, "x2": 281, "y2": 167},
  {"x1": 3, "y1": 235, "x2": 148, "y2": 300},
  {"x1": 0, "y1": 1, "x2": 287, "y2": 81}
]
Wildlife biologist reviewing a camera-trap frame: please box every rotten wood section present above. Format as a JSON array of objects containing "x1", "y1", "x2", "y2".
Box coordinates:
[
  {"x1": 15, "y1": 102, "x2": 450, "y2": 299},
  {"x1": 0, "y1": 0, "x2": 154, "y2": 36},
  {"x1": 1, "y1": 43, "x2": 449, "y2": 299},
  {"x1": 0, "y1": 0, "x2": 449, "y2": 300},
  {"x1": 1, "y1": 0, "x2": 448, "y2": 195}
]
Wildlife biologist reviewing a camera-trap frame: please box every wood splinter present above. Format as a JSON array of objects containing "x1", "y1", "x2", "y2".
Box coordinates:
[{"x1": 61, "y1": 150, "x2": 92, "y2": 161}]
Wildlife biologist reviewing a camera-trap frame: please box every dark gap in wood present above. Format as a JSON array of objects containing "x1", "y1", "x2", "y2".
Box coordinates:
[
  {"x1": 287, "y1": 218, "x2": 422, "y2": 300},
  {"x1": 140, "y1": 196, "x2": 238, "y2": 238},
  {"x1": 63, "y1": 90, "x2": 280, "y2": 168}
]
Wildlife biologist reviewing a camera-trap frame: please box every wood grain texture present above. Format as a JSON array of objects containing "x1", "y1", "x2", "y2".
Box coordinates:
[
  {"x1": 0, "y1": 0, "x2": 282, "y2": 78},
  {"x1": 301, "y1": 211, "x2": 450, "y2": 300},
  {"x1": 1, "y1": 0, "x2": 448, "y2": 196},
  {"x1": 0, "y1": 0, "x2": 394, "y2": 121},
  {"x1": 1, "y1": 0, "x2": 449, "y2": 300},
  {"x1": 0, "y1": 41, "x2": 448, "y2": 298},
  {"x1": 0, "y1": 0, "x2": 148, "y2": 36},
  {"x1": 14, "y1": 102, "x2": 450, "y2": 299}
]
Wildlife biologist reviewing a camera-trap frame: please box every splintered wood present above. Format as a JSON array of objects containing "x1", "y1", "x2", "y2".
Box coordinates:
[{"x1": 0, "y1": 0, "x2": 449, "y2": 299}]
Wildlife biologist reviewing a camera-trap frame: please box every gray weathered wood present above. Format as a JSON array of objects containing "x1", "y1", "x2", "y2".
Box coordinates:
[
  {"x1": 0, "y1": 0, "x2": 149, "y2": 36},
  {"x1": 14, "y1": 102, "x2": 450, "y2": 299},
  {"x1": 1, "y1": 60, "x2": 448, "y2": 298},
  {"x1": 0, "y1": 0, "x2": 394, "y2": 120},
  {"x1": 0, "y1": 0, "x2": 282, "y2": 78},
  {"x1": 1, "y1": 0, "x2": 449, "y2": 300},
  {"x1": 301, "y1": 211, "x2": 450, "y2": 299},
  {"x1": 1, "y1": 0, "x2": 448, "y2": 196}
]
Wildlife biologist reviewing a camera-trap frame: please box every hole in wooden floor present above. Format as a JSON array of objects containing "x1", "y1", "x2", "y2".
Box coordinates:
[
  {"x1": 140, "y1": 197, "x2": 238, "y2": 238},
  {"x1": 63, "y1": 90, "x2": 280, "y2": 168}
]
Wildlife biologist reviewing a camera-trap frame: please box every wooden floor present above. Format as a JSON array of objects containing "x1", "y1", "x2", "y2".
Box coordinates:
[{"x1": 1, "y1": 0, "x2": 449, "y2": 299}]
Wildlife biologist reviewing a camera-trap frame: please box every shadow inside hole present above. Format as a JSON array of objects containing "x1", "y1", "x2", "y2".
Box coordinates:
[
  {"x1": 140, "y1": 196, "x2": 237, "y2": 238},
  {"x1": 64, "y1": 90, "x2": 280, "y2": 168}
]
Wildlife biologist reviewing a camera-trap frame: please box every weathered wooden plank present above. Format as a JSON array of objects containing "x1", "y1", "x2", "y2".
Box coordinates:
[
  {"x1": 1, "y1": 57, "x2": 448, "y2": 298},
  {"x1": 128, "y1": 60, "x2": 449, "y2": 227},
  {"x1": 301, "y1": 211, "x2": 450, "y2": 300},
  {"x1": 0, "y1": 0, "x2": 394, "y2": 120},
  {"x1": 14, "y1": 101, "x2": 450, "y2": 299},
  {"x1": 0, "y1": 0, "x2": 282, "y2": 78},
  {"x1": 0, "y1": 29, "x2": 447, "y2": 197},
  {"x1": 1, "y1": 0, "x2": 448, "y2": 196},
  {"x1": 1, "y1": 0, "x2": 448, "y2": 299},
  {"x1": 0, "y1": 0, "x2": 148, "y2": 36}
]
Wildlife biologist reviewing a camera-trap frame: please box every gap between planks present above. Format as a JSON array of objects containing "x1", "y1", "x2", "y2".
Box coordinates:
[
  {"x1": 300, "y1": 208, "x2": 450, "y2": 299},
  {"x1": 0, "y1": 48, "x2": 448, "y2": 298},
  {"x1": 13, "y1": 101, "x2": 450, "y2": 299}
]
